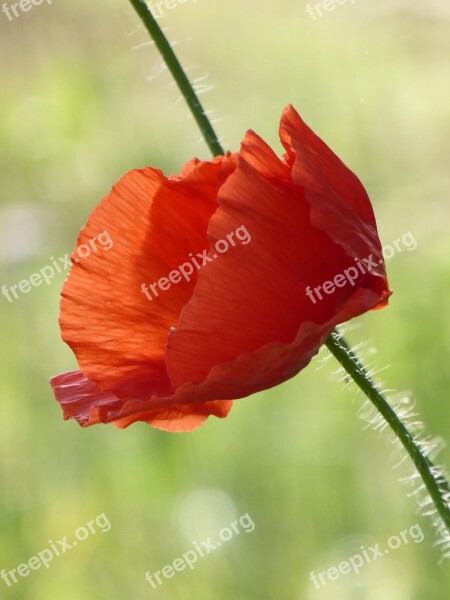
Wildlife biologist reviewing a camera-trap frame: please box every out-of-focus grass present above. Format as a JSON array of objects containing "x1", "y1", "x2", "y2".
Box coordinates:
[{"x1": 0, "y1": 1, "x2": 449, "y2": 598}]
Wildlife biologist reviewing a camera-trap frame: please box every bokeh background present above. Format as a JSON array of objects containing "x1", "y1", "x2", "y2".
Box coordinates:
[{"x1": 1, "y1": 0, "x2": 449, "y2": 598}]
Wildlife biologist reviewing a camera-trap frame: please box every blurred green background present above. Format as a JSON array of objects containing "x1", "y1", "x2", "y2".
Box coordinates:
[{"x1": 0, "y1": 0, "x2": 449, "y2": 598}]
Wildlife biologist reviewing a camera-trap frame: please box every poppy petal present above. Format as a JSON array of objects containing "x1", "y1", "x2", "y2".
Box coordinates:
[
  {"x1": 279, "y1": 104, "x2": 377, "y2": 225},
  {"x1": 50, "y1": 370, "x2": 233, "y2": 431},
  {"x1": 166, "y1": 126, "x2": 389, "y2": 397},
  {"x1": 59, "y1": 155, "x2": 237, "y2": 399},
  {"x1": 169, "y1": 289, "x2": 385, "y2": 404}
]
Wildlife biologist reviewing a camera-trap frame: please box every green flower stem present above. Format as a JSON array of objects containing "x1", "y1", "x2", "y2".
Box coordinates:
[
  {"x1": 326, "y1": 330, "x2": 450, "y2": 530},
  {"x1": 128, "y1": 0, "x2": 224, "y2": 157},
  {"x1": 128, "y1": 0, "x2": 450, "y2": 530}
]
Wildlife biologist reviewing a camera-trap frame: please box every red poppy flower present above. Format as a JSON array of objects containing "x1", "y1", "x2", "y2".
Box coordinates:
[{"x1": 50, "y1": 105, "x2": 391, "y2": 432}]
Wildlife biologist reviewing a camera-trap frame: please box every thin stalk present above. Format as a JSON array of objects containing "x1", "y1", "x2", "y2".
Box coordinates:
[
  {"x1": 128, "y1": 0, "x2": 224, "y2": 157},
  {"x1": 326, "y1": 330, "x2": 450, "y2": 529},
  {"x1": 128, "y1": 0, "x2": 450, "y2": 530}
]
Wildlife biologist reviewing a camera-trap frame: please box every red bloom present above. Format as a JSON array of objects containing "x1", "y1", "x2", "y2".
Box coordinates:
[{"x1": 50, "y1": 105, "x2": 391, "y2": 432}]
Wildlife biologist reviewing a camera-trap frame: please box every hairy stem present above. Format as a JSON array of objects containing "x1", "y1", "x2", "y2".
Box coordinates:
[
  {"x1": 128, "y1": 0, "x2": 450, "y2": 530},
  {"x1": 129, "y1": 0, "x2": 224, "y2": 157},
  {"x1": 326, "y1": 330, "x2": 450, "y2": 529}
]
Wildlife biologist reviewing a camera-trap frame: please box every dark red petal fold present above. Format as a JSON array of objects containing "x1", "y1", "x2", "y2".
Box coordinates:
[
  {"x1": 279, "y1": 105, "x2": 384, "y2": 260},
  {"x1": 50, "y1": 370, "x2": 232, "y2": 432},
  {"x1": 279, "y1": 105, "x2": 378, "y2": 226}
]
